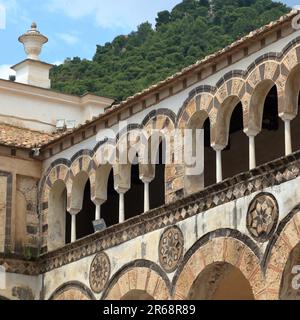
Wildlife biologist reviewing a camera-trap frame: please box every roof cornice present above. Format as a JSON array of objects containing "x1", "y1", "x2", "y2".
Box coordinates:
[{"x1": 0, "y1": 78, "x2": 113, "y2": 106}]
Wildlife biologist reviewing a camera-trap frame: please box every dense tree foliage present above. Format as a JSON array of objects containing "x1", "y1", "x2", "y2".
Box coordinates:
[{"x1": 50, "y1": 0, "x2": 289, "y2": 101}]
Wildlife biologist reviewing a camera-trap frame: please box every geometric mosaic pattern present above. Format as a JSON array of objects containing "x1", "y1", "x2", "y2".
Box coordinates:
[
  {"x1": 247, "y1": 193, "x2": 279, "y2": 242},
  {"x1": 0, "y1": 256, "x2": 39, "y2": 275},
  {"x1": 89, "y1": 252, "x2": 111, "y2": 294},
  {"x1": 159, "y1": 226, "x2": 184, "y2": 273}
]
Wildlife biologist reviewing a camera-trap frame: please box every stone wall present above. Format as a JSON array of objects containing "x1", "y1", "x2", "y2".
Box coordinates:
[
  {"x1": 0, "y1": 155, "x2": 41, "y2": 257},
  {"x1": 0, "y1": 172, "x2": 12, "y2": 253},
  {"x1": 15, "y1": 176, "x2": 39, "y2": 257}
]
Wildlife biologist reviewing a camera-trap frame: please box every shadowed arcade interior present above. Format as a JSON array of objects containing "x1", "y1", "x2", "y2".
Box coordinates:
[
  {"x1": 121, "y1": 290, "x2": 155, "y2": 300},
  {"x1": 188, "y1": 262, "x2": 254, "y2": 300},
  {"x1": 75, "y1": 180, "x2": 95, "y2": 240},
  {"x1": 222, "y1": 102, "x2": 248, "y2": 179},
  {"x1": 125, "y1": 160, "x2": 144, "y2": 219},
  {"x1": 256, "y1": 85, "x2": 285, "y2": 165},
  {"x1": 149, "y1": 142, "x2": 165, "y2": 209},
  {"x1": 100, "y1": 170, "x2": 119, "y2": 227}
]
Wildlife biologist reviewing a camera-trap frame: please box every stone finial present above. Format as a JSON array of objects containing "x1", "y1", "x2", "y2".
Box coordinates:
[{"x1": 18, "y1": 22, "x2": 48, "y2": 60}]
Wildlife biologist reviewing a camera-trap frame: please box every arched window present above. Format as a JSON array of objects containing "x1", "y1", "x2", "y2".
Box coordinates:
[
  {"x1": 149, "y1": 141, "x2": 165, "y2": 209},
  {"x1": 76, "y1": 179, "x2": 95, "y2": 239},
  {"x1": 255, "y1": 85, "x2": 285, "y2": 165},
  {"x1": 203, "y1": 118, "x2": 216, "y2": 187},
  {"x1": 222, "y1": 102, "x2": 248, "y2": 179},
  {"x1": 185, "y1": 110, "x2": 214, "y2": 194},
  {"x1": 69, "y1": 171, "x2": 95, "y2": 240},
  {"x1": 124, "y1": 157, "x2": 144, "y2": 219},
  {"x1": 101, "y1": 169, "x2": 119, "y2": 227}
]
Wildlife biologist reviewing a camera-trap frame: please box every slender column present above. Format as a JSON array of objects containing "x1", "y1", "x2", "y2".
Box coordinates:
[
  {"x1": 68, "y1": 209, "x2": 79, "y2": 243},
  {"x1": 216, "y1": 149, "x2": 222, "y2": 183},
  {"x1": 144, "y1": 181, "x2": 150, "y2": 213},
  {"x1": 249, "y1": 135, "x2": 256, "y2": 170},
  {"x1": 95, "y1": 204, "x2": 101, "y2": 221},
  {"x1": 71, "y1": 213, "x2": 76, "y2": 243},
  {"x1": 284, "y1": 119, "x2": 292, "y2": 156},
  {"x1": 119, "y1": 193, "x2": 125, "y2": 223}
]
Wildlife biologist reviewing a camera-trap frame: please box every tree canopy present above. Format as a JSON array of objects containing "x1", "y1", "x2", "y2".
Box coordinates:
[{"x1": 50, "y1": 0, "x2": 290, "y2": 101}]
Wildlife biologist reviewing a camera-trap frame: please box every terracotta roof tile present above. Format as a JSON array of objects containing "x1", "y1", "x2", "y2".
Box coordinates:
[{"x1": 0, "y1": 123, "x2": 59, "y2": 149}]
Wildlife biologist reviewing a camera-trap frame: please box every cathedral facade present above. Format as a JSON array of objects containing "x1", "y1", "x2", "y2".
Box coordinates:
[{"x1": 1, "y1": 10, "x2": 300, "y2": 300}]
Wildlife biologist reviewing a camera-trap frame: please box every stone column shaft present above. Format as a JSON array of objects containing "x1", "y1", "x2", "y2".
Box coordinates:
[
  {"x1": 119, "y1": 193, "x2": 125, "y2": 223},
  {"x1": 216, "y1": 149, "x2": 222, "y2": 183},
  {"x1": 284, "y1": 119, "x2": 292, "y2": 156},
  {"x1": 71, "y1": 214, "x2": 76, "y2": 243},
  {"x1": 249, "y1": 135, "x2": 256, "y2": 170},
  {"x1": 144, "y1": 182, "x2": 150, "y2": 213},
  {"x1": 95, "y1": 204, "x2": 101, "y2": 221}
]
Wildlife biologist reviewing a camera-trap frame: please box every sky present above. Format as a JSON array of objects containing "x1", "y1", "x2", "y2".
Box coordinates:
[{"x1": 0, "y1": 0, "x2": 298, "y2": 80}]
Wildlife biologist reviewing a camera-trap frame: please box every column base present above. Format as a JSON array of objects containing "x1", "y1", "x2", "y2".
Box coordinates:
[{"x1": 92, "y1": 219, "x2": 107, "y2": 233}]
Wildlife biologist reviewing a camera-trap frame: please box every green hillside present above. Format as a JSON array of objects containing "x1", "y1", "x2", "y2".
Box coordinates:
[{"x1": 50, "y1": 0, "x2": 290, "y2": 101}]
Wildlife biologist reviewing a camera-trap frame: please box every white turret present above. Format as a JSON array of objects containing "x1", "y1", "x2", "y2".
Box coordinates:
[
  {"x1": 18, "y1": 22, "x2": 48, "y2": 60},
  {"x1": 12, "y1": 22, "x2": 53, "y2": 88}
]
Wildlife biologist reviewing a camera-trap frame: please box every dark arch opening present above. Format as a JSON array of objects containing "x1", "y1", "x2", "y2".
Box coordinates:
[
  {"x1": 204, "y1": 118, "x2": 215, "y2": 187},
  {"x1": 291, "y1": 93, "x2": 300, "y2": 152},
  {"x1": 223, "y1": 102, "x2": 248, "y2": 179},
  {"x1": 256, "y1": 85, "x2": 285, "y2": 165},
  {"x1": 66, "y1": 208, "x2": 71, "y2": 244},
  {"x1": 185, "y1": 110, "x2": 211, "y2": 194},
  {"x1": 125, "y1": 158, "x2": 144, "y2": 219},
  {"x1": 149, "y1": 142, "x2": 165, "y2": 209},
  {"x1": 76, "y1": 180, "x2": 95, "y2": 239},
  {"x1": 101, "y1": 170, "x2": 119, "y2": 227},
  {"x1": 285, "y1": 64, "x2": 300, "y2": 152}
]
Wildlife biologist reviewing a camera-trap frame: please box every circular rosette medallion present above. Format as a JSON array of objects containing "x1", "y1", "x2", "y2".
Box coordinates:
[
  {"x1": 89, "y1": 252, "x2": 111, "y2": 294},
  {"x1": 159, "y1": 226, "x2": 184, "y2": 273},
  {"x1": 246, "y1": 193, "x2": 279, "y2": 242}
]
